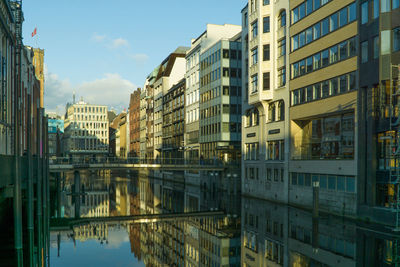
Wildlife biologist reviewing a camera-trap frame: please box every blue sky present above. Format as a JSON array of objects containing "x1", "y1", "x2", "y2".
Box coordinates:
[{"x1": 21, "y1": 0, "x2": 246, "y2": 114}]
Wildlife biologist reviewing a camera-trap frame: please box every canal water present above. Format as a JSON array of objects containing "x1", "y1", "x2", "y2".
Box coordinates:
[{"x1": 49, "y1": 170, "x2": 400, "y2": 267}]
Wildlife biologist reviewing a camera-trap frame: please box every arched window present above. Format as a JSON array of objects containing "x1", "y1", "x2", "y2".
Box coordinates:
[
  {"x1": 253, "y1": 108, "x2": 259, "y2": 126},
  {"x1": 278, "y1": 10, "x2": 286, "y2": 28},
  {"x1": 278, "y1": 100, "x2": 285, "y2": 121}
]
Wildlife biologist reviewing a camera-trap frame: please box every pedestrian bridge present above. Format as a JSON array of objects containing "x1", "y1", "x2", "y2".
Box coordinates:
[
  {"x1": 50, "y1": 210, "x2": 225, "y2": 231},
  {"x1": 49, "y1": 157, "x2": 234, "y2": 173}
]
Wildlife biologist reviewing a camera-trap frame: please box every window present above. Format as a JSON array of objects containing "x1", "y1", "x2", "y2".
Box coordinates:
[
  {"x1": 266, "y1": 140, "x2": 284, "y2": 160},
  {"x1": 299, "y1": 60, "x2": 305, "y2": 75},
  {"x1": 373, "y1": 36, "x2": 379, "y2": 59},
  {"x1": 339, "y1": 7, "x2": 348, "y2": 27},
  {"x1": 223, "y1": 49, "x2": 229, "y2": 58},
  {"x1": 251, "y1": 20, "x2": 258, "y2": 39},
  {"x1": 268, "y1": 103, "x2": 275, "y2": 122},
  {"x1": 339, "y1": 41, "x2": 348, "y2": 60},
  {"x1": 251, "y1": 47, "x2": 258, "y2": 65},
  {"x1": 313, "y1": 53, "x2": 321, "y2": 70},
  {"x1": 278, "y1": 38, "x2": 286, "y2": 57},
  {"x1": 321, "y1": 17, "x2": 329, "y2": 36},
  {"x1": 278, "y1": 68, "x2": 286, "y2": 87},
  {"x1": 330, "y1": 13, "x2": 338, "y2": 32},
  {"x1": 381, "y1": 0, "x2": 390, "y2": 12},
  {"x1": 263, "y1": 72, "x2": 270, "y2": 90},
  {"x1": 223, "y1": 68, "x2": 229, "y2": 77},
  {"x1": 306, "y1": 57, "x2": 312, "y2": 73},
  {"x1": 313, "y1": 23, "x2": 320, "y2": 40},
  {"x1": 306, "y1": 27, "x2": 313, "y2": 44},
  {"x1": 329, "y1": 46, "x2": 338, "y2": 64},
  {"x1": 263, "y1": 44, "x2": 270, "y2": 61},
  {"x1": 251, "y1": 74, "x2": 258, "y2": 93},
  {"x1": 322, "y1": 49, "x2": 329, "y2": 66},
  {"x1": 361, "y1": 1, "x2": 369, "y2": 24},
  {"x1": 394, "y1": 0, "x2": 400, "y2": 9},
  {"x1": 339, "y1": 75, "x2": 348, "y2": 93},
  {"x1": 263, "y1": 0, "x2": 270, "y2": 5},
  {"x1": 373, "y1": 0, "x2": 379, "y2": 19},
  {"x1": 394, "y1": 28, "x2": 400, "y2": 52},
  {"x1": 244, "y1": 12, "x2": 248, "y2": 27},
  {"x1": 278, "y1": 101, "x2": 285, "y2": 121},
  {"x1": 263, "y1": 17, "x2": 270, "y2": 33},
  {"x1": 278, "y1": 10, "x2": 286, "y2": 27},
  {"x1": 349, "y1": 3, "x2": 357, "y2": 22},
  {"x1": 381, "y1": 30, "x2": 391, "y2": 55}
]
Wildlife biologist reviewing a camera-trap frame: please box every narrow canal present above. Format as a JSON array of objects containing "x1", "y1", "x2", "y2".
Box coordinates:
[{"x1": 49, "y1": 169, "x2": 400, "y2": 267}]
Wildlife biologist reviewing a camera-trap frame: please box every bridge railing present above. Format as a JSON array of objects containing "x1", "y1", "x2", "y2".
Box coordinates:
[{"x1": 49, "y1": 157, "x2": 240, "y2": 167}]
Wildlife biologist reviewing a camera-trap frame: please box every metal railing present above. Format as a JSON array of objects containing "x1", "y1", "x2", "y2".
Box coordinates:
[{"x1": 49, "y1": 156, "x2": 240, "y2": 167}]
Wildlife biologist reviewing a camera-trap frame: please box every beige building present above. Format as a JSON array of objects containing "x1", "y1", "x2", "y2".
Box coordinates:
[
  {"x1": 242, "y1": 0, "x2": 290, "y2": 203},
  {"x1": 288, "y1": 0, "x2": 358, "y2": 215},
  {"x1": 63, "y1": 99, "x2": 109, "y2": 160}
]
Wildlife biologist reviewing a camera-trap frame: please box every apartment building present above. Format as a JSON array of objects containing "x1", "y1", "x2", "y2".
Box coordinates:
[
  {"x1": 162, "y1": 78, "x2": 185, "y2": 162},
  {"x1": 129, "y1": 88, "x2": 141, "y2": 157},
  {"x1": 153, "y1": 47, "x2": 188, "y2": 161},
  {"x1": 288, "y1": 0, "x2": 358, "y2": 215},
  {"x1": 63, "y1": 99, "x2": 109, "y2": 159},
  {"x1": 199, "y1": 33, "x2": 243, "y2": 162},
  {"x1": 242, "y1": 0, "x2": 290, "y2": 202}
]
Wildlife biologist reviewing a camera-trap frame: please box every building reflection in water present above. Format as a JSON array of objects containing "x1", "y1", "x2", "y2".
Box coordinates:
[
  {"x1": 241, "y1": 196, "x2": 400, "y2": 267},
  {"x1": 50, "y1": 170, "x2": 400, "y2": 266}
]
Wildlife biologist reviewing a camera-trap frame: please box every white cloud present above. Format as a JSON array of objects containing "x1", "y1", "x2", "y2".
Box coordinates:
[
  {"x1": 78, "y1": 73, "x2": 136, "y2": 111},
  {"x1": 43, "y1": 66, "x2": 136, "y2": 115},
  {"x1": 111, "y1": 38, "x2": 129, "y2": 48},
  {"x1": 91, "y1": 33, "x2": 106, "y2": 43},
  {"x1": 129, "y1": 53, "x2": 149, "y2": 64}
]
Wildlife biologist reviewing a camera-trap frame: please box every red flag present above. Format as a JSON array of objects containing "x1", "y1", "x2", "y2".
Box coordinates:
[{"x1": 31, "y1": 27, "x2": 37, "y2": 37}]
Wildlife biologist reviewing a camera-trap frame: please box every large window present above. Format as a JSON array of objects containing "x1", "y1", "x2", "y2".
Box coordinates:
[
  {"x1": 251, "y1": 74, "x2": 258, "y2": 93},
  {"x1": 361, "y1": 41, "x2": 369, "y2": 63},
  {"x1": 251, "y1": 47, "x2": 258, "y2": 65},
  {"x1": 245, "y1": 142, "x2": 259, "y2": 160},
  {"x1": 251, "y1": 20, "x2": 258, "y2": 39},
  {"x1": 278, "y1": 67, "x2": 286, "y2": 87},
  {"x1": 278, "y1": 38, "x2": 286, "y2": 57},
  {"x1": 263, "y1": 44, "x2": 270, "y2": 61},
  {"x1": 267, "y1": 140, "x2": 285, "y2": 161},
  {"x1": 263, "y1": 72, "x2": 270, "y2": 90},
  {"x1": 263, "y1": 17, "x2": 270, "y2": 33},
  {"x1": 361, "y1": 1, "x2": 368, "y2": 24},
  {"x1": 291, "y1": 113, "x2": 355, "y2": 160},
  {"x1": 291, "y1": 3, "x2": 356, "y2": 51},
  {"x1": 278, "y1": 10, "x2": 286, "y2": 27}
]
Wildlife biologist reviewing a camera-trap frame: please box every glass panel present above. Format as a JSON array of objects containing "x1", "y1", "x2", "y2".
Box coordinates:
[
  {"x1": 381, "y1": 0, "x2": 390, "y2": 12},
  {"x1": 322, "y1": 49, "x2": 329, "y2": 66},
  {"x1": 337, "y1": 176, "x2": 345, "y2": 191},
  {"x1": 314, "y1": 0, "x2": 321, "y2": 9},
  {"x1": 314, "y1": 84, "x2": 321, "y2": 100},
  {"x1": 313, "y1": 53, "x2": 321, "y2": 70},
  {"x1": 339, "y1": 75, "x2": 348, "y2": 93},
  {"x1": 298, "y1": 173, "x2": 304, "y2": 185},
  {"x1": 305, "y1": 173, "x2": 311, "y2": 186},
  {"x1": 329, "y1": 45, "x2": 338, "y2": 63},
  {"x1": 306, "y1": 27, "x2": 313, "y2": 44},
  {"x1": 293, "y1": 62, "x2": 299, "y2": 78},
  {"x1": 339, "y1": 7, "x2": 348, "y2": 27},
  {"x1": 299, "y1": 32, "x2": 306, "y2": 48},
  {"x1": 330, "y1": 13, "x2": 338, "y2": 32},
  {"x1": 394, "y1": 0, "x2": 400, "y2": 9},
  {"x1": 306, "y1": 0, "x2": 313, "y2": 15},
  {"x1": 348, "y1": 3, "x2": 357, "y2": 22},
  {"x1": 373, "y1": 0, "x2": 380, "y2": 18},
  {"x1": 361, "y1": 41, "x2": 368, "y2": 63},
  {"x1": 349, "y1": 38, "x2": 356, "y2": 56},
  {"x1": 292, "y1": 35, "x2": 299, "y2": 51},
  {"x1": 299, "y1": 3, "x2": 306, "y2": 20},
  {"x1": 349, "y1": 72, "x2": 356, "y2": 90},
  {"x1": 322, "y1": 81, "x2": 329, "y2": 97},
  {"x1": 328, "y1": 175, "x2": 336, "y2": 190},
  {"x1": 394, "y1": 28, "x2": 400, "y2": 52},
  {"x1": 361, "y1": 1, "x2": 369, "y2": 24},
  {"x1": 320, "y1": 175, "x2": 327, "y2": 189},
  {"x1": 306, "y1": 57, "x2": 313, "y2": 73},
  {"x1": 306, "y1": 86, "x2": 313, "y2": 102},
  {"x1": 299, "y1": 60, "x2": 306, "y2": 75},
  {"x1": 330, "y1": 78, "x2": 338, "y2": 95},
  {"x1": 321, "y1": 18, "x2": 329, "y2": 36},
  {"x1": 292, "y1": 7, "x2": 299, "y2": 23},
  {"x1": 346, "y1": 176, "x2": 355, "y2": 192},
  {"x1": 313, "y1": 23, "x2": 321, "y2": 40},
  {"x1": 339, "y1": 41, "x2": 348, "y2": 60}
]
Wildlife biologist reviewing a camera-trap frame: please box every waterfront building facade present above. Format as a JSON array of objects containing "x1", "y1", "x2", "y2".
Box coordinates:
[
  {"x1": 63, "y1": 100, "x2": 109, "y2": 160},
  {"x1": 288, "y1": 0, "x2": 358, "y2": 215},
  {"x1": 129, "y1": 88, "x2": 141, "y2": 157},
  {"x1": 241, "y1": 0, "x2": 290, "y2": 203},
  {"x1": 199, "y1": 34, "x2": 243, "y2": 161}
]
